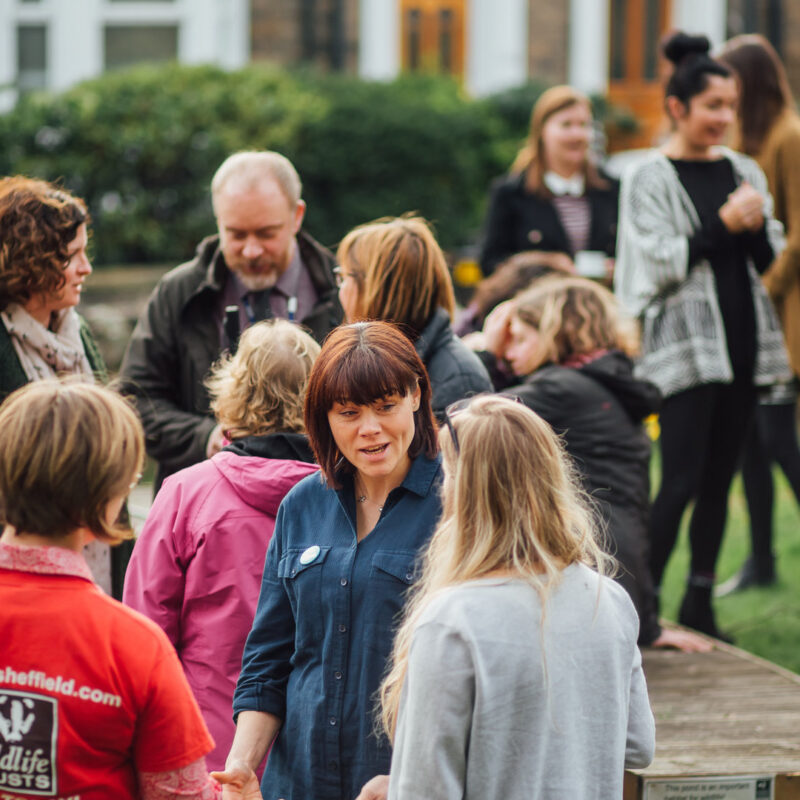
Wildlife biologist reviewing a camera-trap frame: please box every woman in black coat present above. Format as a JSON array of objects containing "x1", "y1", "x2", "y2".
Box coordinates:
[
  {"x1": 477, "y1": 276, "x2": 709, "y2": 651},
  {"x1": 480, "y1": 85, "x2": 618, "y2": 278}
]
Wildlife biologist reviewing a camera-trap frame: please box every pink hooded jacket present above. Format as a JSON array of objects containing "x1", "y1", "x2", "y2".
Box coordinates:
[{"x1": 123, "y1": 447, "x2": 318, "y2": 771}]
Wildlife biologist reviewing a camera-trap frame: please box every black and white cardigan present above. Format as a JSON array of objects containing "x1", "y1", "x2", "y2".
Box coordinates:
[{"x1": 614, "y1": 148, "x2": 791, "y2": 398}]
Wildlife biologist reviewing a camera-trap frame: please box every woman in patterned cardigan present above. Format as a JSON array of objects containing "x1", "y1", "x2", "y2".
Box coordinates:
[{"x1": 614, "y1": 32, "x2": 790, "y2": 640}]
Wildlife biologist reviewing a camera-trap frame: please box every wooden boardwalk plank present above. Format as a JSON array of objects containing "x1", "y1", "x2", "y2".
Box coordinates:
[{"x1": 625, "y1": 627, "x2": 800, "y2": 799}]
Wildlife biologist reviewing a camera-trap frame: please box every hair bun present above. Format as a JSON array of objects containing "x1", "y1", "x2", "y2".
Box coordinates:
[{"x1": 662, "y1": 31, "x2": 711, "y2": 65}]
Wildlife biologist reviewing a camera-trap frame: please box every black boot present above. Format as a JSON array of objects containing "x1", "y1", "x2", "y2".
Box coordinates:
[
  {"x1": 678, "y1": 578, "x2": 734, "y2": 644},
  {"x1": 715, "y1": 555, "x2": 776, "y2": 598}
]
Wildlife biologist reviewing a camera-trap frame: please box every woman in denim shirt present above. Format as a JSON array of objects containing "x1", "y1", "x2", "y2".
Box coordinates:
[{"x1": 216, "y1": 322, "x2": 442, "y2": 800}]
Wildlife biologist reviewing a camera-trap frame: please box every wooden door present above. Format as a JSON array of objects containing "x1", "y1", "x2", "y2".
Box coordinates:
[
  {"x1": 607, "y1": 0, "x2": 672, "y2": 150},
  {"x1": 400, "y1": 0, "x2": 465, "y2": 78}
]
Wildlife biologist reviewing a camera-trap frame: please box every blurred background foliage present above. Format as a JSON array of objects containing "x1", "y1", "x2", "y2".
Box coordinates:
[{"x1": 0, "y1": 63, "x2": 632, "y2": 265}]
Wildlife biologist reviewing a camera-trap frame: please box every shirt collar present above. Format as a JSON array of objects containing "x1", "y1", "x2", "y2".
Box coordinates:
[
  {"x1": 0, "y1": 540, "x2": 94, "y2": 582},
  {"x1": 543, "y1": 171, "x2": 585, "y2": 197},
  {"x1": 399, "y1": 452, "x2": 442, "y2": 498}
]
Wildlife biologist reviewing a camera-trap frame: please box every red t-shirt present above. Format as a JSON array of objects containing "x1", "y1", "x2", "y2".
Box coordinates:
[{"x1": 0, "y1": 565, "x2": 214, "y2": 799}]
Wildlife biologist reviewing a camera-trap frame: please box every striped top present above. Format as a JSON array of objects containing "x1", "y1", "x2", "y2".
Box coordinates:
[{"x1": 552, "y1": 195, "x2": 591, "y2": 254}]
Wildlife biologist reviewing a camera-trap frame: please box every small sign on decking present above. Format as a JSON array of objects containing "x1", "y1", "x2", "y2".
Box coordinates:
[{"x1": 644, "y1": 776, "x2": 774, "y2": 800}]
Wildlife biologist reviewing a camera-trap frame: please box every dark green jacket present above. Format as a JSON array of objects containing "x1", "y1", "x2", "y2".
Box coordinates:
[
  {"x1": 0, "y1": 313, "x2": 107, "y2": 402},
  {"x1": 119, "y1": 231, "x2": 341, "y2": 490}
]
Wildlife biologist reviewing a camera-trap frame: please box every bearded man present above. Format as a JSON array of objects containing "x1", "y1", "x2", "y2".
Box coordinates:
[{"x1": 120, "y1": 151, "x2": 341, "y2": 490}]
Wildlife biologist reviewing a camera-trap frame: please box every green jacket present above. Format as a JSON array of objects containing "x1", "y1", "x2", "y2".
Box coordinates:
[{"x1": 0, "y1": 313, "x2": 107, "y2": 402}]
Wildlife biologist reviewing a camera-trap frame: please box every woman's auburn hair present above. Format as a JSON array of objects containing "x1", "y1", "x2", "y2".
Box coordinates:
[
  {"x1": 336, "y1": 215, "x2": 456, "y2": 339},
  {"x1": 0, "y1": 380, "x2": 144, "y2": 543},
  {"x1": 514, "y1": 275, "x2": 640, "y2": 365},
  {"x1": 510, "y1": 85, "x2": 609, "y2": 195},
  {"x1": 0, "y1": 176, "x2": 88, "y2": 310},
  {"x1": 379, "y1": 395, "x2": 614, "y2": 738},
  {"x1": 304, "y1": 321, "x2": 438, "y2": 488},
  {"x1": 206, "y1": 319, "x2": 320, "y2": 439},
  {"x1": 718, "y1": 34, "x2": 794, "y2": 157}
]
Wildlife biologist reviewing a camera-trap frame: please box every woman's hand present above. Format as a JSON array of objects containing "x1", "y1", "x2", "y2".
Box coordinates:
[
  {"x1": 354, "y1": 774, "x2": 390, "y2": 800},
  {"x1": 481, "y1": 300, "x2": 516, "y2": 358},
  {"x1": 210, "y1": 762, "x2": 263, "y2": 800},
  {"x1": 649, "y1": 628, "x2": 713, "y2": 653},
  {"x1": 719, "y1": 182, "x2": 765, "y2": 233}
]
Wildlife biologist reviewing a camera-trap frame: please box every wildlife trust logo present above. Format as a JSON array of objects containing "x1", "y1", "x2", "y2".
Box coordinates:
[{"x1": 0, "y1": 690, "x2": 57, "y2": 796}]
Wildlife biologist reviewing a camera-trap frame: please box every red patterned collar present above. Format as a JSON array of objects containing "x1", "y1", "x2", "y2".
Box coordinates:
[{"x1": 0, "y1": 541, "x2": 94, "y2": 581}]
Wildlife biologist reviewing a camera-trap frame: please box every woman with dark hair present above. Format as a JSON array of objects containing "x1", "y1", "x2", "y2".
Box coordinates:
[
  {"x1": 479, "y1": 85, "x2": 618, "y2": 277},
  {"x1": 714, "y1": 34, "x2": 800, "y2": 593},
  {"x1": 0, "y1": 176, "x2": 119, "y2": 595},
  {"x1": 215, "y1": 322, "x2": 442, "y2": 800},
  {"x1": 336, "y1": 215, "x2": 491, "y2": 419},
  {"x1": 615, "y1": 32, "x2": 790, "y2": 639}
]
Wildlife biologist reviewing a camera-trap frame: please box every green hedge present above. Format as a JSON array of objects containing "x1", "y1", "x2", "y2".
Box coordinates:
[{"x1": 0, "y1": 64, "x2": 615, "y2": 265}]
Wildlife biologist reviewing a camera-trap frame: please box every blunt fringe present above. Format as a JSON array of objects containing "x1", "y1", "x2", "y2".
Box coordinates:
[
  {"x1": 379, "y1": 395, "x2": 613, "y2": 738},
  {"x1": 206, "y1": 319, "x2": 320, "y2": 438},
  {"x1": 304, "y1": 321, "x2": 438, "y2": 487},
  {"x1": 336, "y1": 215, "x2": 456, "y2": 338},
  {"x1": 0, "y1": 380, "x2": 144, "y2": 542}
]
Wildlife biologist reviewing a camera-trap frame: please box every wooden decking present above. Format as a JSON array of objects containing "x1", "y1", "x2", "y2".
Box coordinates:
[{"x1": 625, "y1": 629, "x2": 800, "y2": 799}]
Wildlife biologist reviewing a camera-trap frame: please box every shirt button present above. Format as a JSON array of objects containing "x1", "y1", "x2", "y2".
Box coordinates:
[
  {"x1": 328, "y1": 760, "x2": 339, "y2": 772},
  {"x1": 329, "y1": 716, "x2": 337, "y2": 726},
  {"x1": 340, "y1": 577, "x2": 348, "y2": 586},
  {"x1": 334, "y1": 671, "x2": 343, "y2": 680},
  {"x1": 405, "y1": 572, "x2": 413, "y2": 581},
  {"x1": 338, "y1": 624, "x2": 347, "y2": 633}
]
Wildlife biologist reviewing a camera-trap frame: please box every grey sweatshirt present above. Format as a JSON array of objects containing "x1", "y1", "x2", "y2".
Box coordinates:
[{"x1": 388, "y1": 564, "x2": 655, "y2": 800}]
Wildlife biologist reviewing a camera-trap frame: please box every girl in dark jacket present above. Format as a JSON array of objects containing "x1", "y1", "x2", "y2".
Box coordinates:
[
  {"x1": 479, "y1": 86, "x2": 618, "y2": 277},
  {"x1": 335, "y1": 215, "x2": 492, "y2": 420},
  {"x1": 477, "y1": 276, "x2": 709, "y2": 651}
]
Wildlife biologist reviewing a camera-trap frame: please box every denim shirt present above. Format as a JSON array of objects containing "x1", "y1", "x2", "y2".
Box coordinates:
[{"x1": 233, "y1": 453, "x2": 443, "y2": 800}]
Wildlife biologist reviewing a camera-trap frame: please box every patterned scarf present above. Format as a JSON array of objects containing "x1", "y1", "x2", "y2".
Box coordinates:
[{"x1": 1, "y1": 303, "x2": 94, "y2": 383}]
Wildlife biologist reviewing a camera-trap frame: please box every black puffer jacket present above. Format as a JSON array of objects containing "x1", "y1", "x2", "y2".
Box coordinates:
[
  {"x1": 414, "y1": 308, "x2": 493, "y2": 420},
  {"x1": 503, "y1": 351, "x2": 663, "y2": 644}
]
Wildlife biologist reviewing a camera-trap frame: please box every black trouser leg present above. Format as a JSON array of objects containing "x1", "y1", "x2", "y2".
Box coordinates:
[
  {"x1": 687, "y1": 382, "x2": 756, "y2": 576},
  {"x1": 649, "y1": 384, "x2": 718, "y2": 586}
]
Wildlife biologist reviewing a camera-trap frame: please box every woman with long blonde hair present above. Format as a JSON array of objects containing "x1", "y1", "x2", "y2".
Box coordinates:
[{"x1": 380, "y1": 395, "x2": 654, "y2": 800}]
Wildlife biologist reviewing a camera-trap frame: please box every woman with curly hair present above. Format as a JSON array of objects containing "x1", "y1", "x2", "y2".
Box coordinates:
[
  {"x1": 0, "y1": 176, "x2": 102, "y2": 395},
  {"x1": 0, "y1": 176, "x2": 114, "y2": 590},
  {"x1": 123, "y1": 319, "x2": 320, "y2": 772}
]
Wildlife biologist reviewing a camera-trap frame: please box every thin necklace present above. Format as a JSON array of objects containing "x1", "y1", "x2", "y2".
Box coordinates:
[{"x1": 356, "y1": 480, "x2": 386, "y2": 512}]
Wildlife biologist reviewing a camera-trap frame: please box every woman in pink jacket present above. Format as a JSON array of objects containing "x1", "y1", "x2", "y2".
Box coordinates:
[{"x1": 123, "y1": 319, "x2": 320, "y2": 772}]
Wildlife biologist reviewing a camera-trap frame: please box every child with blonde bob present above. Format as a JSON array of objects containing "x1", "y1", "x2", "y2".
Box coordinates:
[
  {"x1": 379, "y1": 395, "x2": 654, "y2": 800},
  {"x1": 123, "y1": 319, "x2": 320, "y2": 773}
]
